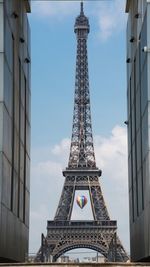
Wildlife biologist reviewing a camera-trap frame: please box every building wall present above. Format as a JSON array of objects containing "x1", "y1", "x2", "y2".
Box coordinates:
[
  {"x1": 0, "y1": 0, "x2": 31, "y2": 262},
  {"x1": 126, "y1": 0, "x2": 150, "y2": 262}
]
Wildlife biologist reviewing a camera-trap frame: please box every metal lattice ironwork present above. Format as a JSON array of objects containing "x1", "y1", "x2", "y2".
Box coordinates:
[{"x1": 35, "y1": 2, "x2": 129, "y2": 263}]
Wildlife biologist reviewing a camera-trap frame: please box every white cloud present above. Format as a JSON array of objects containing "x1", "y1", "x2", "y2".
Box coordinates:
[
  {"x1": 95, "y1": 0, "x2": 127, "y2": 41},
  {"x1": 95, "y1": 125, "x2": 127, "y2": 182},
  {"x1": 52, "y1": 138, "x2": 70, "y2": 156},
  {"x1": 94, "y1": 125, "x2": 129, "y2": 251},
  {"x1": 29, "y1": 125, "x2": 129, "y2": 255},
  {"x1": 31, "y1": 1, "x2": 79, "y2": 19}
]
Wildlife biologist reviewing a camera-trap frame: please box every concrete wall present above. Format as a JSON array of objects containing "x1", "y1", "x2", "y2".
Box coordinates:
[
  {"x1": 126, "y1": 0, "x2": 150, "y2": 262},
  {"x1": 0, "y1": 0, "x2": 31, "y2": 262}
]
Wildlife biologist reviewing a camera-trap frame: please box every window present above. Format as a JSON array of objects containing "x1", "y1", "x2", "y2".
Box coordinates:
[
  {"x1": 17, "y1": 58, "x2": 21, "y2": 217},
  {"x1": 23, "y1": 76, "x2": 27, "y2": 223},
  {"x1": 130, "y1": 77, "x2": 135, "y2": 222},
  {"x1": 134, "y1": 58, "x2": 139, "y2": 217},
  {"x1": 10, "y1": 34, "x2": 15, "y2": 211}
]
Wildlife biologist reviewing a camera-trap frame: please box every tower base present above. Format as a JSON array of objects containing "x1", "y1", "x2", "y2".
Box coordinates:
[{"x1": 35, "y1": 220, "x2": 128, "y2": 262}]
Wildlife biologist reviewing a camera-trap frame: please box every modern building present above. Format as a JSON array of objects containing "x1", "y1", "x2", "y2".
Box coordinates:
[
  {"x1": 126, "y1": 0, "x2": 150, "y2": 262},
  {"x1": 0, "y1": 0, "x2": 31, "y2": 262}
]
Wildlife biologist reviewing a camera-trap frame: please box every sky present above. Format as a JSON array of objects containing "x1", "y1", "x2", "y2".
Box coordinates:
[{"x1": 28, "y1": 0, "x2": 130, "y2": 257}]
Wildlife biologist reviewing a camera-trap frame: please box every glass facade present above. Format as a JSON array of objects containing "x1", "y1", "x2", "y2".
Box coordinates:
[
  {"x1": 0, "y1": 0, "x2": 31, "y2": 262},
  {"x1": 126, "y1": 0, "x2": 150, "y2": 261}
]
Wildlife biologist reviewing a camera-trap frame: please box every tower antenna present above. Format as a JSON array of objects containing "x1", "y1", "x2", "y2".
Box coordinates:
[{"x1": 80, "y1": 1, "x2": 84, "y2": 15}]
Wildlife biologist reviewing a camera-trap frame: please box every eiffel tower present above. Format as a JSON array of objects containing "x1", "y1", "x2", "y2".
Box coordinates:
[{"x1": 35, "y1": 2, "x2": 129, "y2": 262}]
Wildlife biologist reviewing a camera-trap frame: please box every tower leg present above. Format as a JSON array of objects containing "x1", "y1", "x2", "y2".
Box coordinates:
[
  {"x1": 41, "y1": 234, "x2": 44, "y2": 262},
  {"x1": 54, "y1": 185, "x2": 75, "y2": 220}
]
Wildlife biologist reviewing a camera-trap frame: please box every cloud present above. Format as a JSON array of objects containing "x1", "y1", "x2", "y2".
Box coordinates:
[
  {"x1": 31, "y1": 1, "x2": 79, "y2": 19},
  {"x1": 52, "y1": 138, "x2": 70, "y2": 157},
  {"x1": 94, "y1": 126, "x2": 129, "y2": 251},
  {"x1": 29, "y1": 125, "x2": 129, "y2": 255},
  {"x1": 94, "y1": 0, "x2": 127, "y2": 41},
  {"x1": 95, "y1": 125, "x2": 127, "y2": 183},
  {"x1": 29, "y1": 140, "x2": 70, "y2": 253}
]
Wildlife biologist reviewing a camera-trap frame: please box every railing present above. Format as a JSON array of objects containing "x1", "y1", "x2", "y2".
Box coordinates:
[
  {"x1": 26, "y1": 252, "x2": 106, "y2": 263},
  {"x1": 47, "y1": 220, "x2": 117, "y2": 228}
]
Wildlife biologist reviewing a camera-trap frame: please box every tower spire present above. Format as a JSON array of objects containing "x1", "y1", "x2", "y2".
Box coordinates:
[{"x1": 80, "y1": 1, "x2": 84, "y2": 15}]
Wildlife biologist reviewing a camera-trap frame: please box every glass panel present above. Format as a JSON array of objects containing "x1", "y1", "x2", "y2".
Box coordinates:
[
  {"x1": 0, "y1": 4, "x2": 4, "y2": 53},
  {"x1": 132, "y1": 141, "x2": 136, "y2": 180},
  {"x1": 20, "y1": 104, "x2": 25, "y2": 144},
  {"x1": 25, "y1": 190, "x2": 29, "y2": 227},
  {"x1": 14, "y1": 87, "x2": 19, "y2": 134},
  {"x1": 142, "y1": 108, "x2": 148, "y2": 161},
  {"x1": 136, "y1": 129, "x2": 141, "y2": 172},
  {"x1": 141, "y1": 60, "x2": 148, "y2": 116},
  {"x1": 4, "y1": 18, "x2": 13, "y2": 72},
  {"x1": 21, "y1": 67, "x2": 25, "y2": 107},
  {"x1": 137, "y1": 170, "x2": 143, "y2": 214},
  {"x1": 131, "y1": 106, "x2": 135, "y2": 143},
  {"x1": 26, "y1": 154, "x2": 30, "y2": 191},
  {"x1": 12, "y1": 170, "x2": 18, "y2": 216},
  {"x1": 3, "y1": 106, "x2": 12, "y2": 162},
  {"x1": 26, "y1": 120, "x2": 30, "y2": 157},
  {"x1": 136, "y1": 86, "x2": 140, "y2": 133},
  {"x1": 128, "y1": 153, "x2": 132, "y2": 190},
  {"x1": 19, "y1": 181, "x2": 24, "y2": 221},
  {"x1": 1, "y1": 154, "x2": 11, "y2": 209},
  {"x1": 20, "y1": 142, "x2": 24, "y2": 183},
  {"x1": 4, "y1": 59, "x2": 13, "y2": 116}
]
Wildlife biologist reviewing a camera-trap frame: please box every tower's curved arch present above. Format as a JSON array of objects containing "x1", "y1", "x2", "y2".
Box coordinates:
[{"x1": 53, "y1": 243, "x2": 107, "y2": 262}]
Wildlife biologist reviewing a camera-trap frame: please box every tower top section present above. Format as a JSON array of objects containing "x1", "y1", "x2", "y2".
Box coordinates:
[
  {"x1": 74, "y1": 2, "x2": 90, "y2": 36},
  {"x1": 67, "y1": 0, "x2": 96, "y2": 170}
]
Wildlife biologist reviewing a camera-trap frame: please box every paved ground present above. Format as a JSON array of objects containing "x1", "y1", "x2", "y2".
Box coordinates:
[{"x1": 1, "y1": 263, "x2": 150, "y2": 267}]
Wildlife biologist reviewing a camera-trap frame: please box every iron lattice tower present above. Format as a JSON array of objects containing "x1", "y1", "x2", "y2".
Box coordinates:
[{"x1": 35, "y1": 3, "x2": 128, "y2": 262}]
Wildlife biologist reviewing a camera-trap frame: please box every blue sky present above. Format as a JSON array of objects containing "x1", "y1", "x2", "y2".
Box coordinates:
[{"x1": 28, "y1": 0, "x2": 129, "y2": 257}]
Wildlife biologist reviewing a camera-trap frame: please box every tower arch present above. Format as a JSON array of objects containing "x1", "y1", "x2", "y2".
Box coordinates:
[{"x1": 53, "y1": 243, "x2": 107, "y2": 262}]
